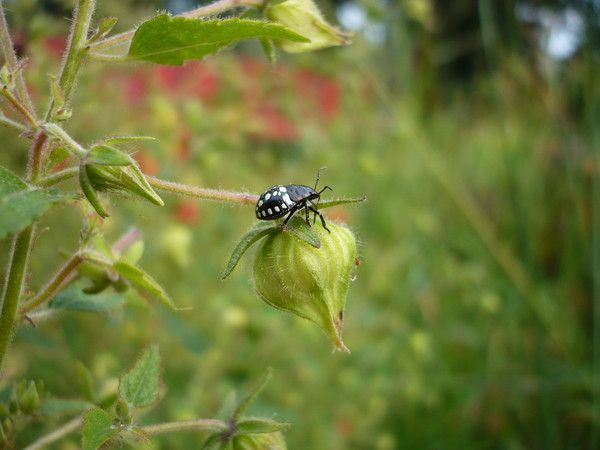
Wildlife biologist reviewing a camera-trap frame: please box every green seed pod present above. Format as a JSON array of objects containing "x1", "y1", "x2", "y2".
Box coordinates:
[
  {"x1": 265, "y1": 0, "x2": 350, "y2": 53},
  {"x1": 19, "y1": 381, "x2": 40, "y2": 415},
  {"x1": 233, "y1": 431, "x2": 287, "y2": 450},
  {"x1": 253, "y1": 221, "x2": 356, "y2": 352}
]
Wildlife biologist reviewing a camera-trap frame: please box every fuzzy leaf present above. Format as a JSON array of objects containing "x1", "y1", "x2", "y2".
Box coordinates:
[
  {"x1": 128, "y1": 15, "x2": 309, "y2": 65},
  {"x1": 236, "y1": 418, "x2": 291, "y2": 435},
  {"x1": 114, "y1": 260, "x2": 177, "y2": 310},
  {"x1": 221, "y1": 222, "x2": 276, "y2": 279},
  {"x1": 82, "y1": 408, "x2": 118, "y2": 450},
  {"x1": 316, "y1": 196, "x2": 367, "y2": 210},
  {"x1": 39, "y1": 398, "x2": 95, "y2": 417},
  {"x1": 80, "y1": 165, "x2": 109, "y2": 218},
  {"x1": 119, "y1": 344, "x2": 161, "y2": 408},
  {"x1": 283, "y1": 215, "x2": 320, "y2": 248},
  {"x1": 0, "y1": 185, "x2": 66, "y2": 239},
  {"x1": 87, "y1": 145, "x2": 132, "y2": 166},
  {"x1": 49, "y1": 285, "x2": 125, "y2": 312}
]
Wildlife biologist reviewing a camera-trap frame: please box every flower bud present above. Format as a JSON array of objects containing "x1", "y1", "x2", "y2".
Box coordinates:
[
  {"x1": 18, "y1": 381, "x2": 40, "y2": 415},
  {"x1": 233, "y1": 431, "x2": 287, "y2": 450},
  {"x1": 265, "y1": 0, "x2": 351, "y2": 53},
  {"x1": 253, "y1": 221, "x2": 356, "y2": 352}
]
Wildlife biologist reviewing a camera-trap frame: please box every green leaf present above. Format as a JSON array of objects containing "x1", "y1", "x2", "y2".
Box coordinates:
[
  {"x1": 49, "y1": 284, "x2": 125, "y2": 312},
  {"x1": 217, "y1": 391, "x2": 237, "y2": 420},
  {"x1": 86, "y1": 145, "x2": 132, "y2": 166},
  {"x1": 121, "y1": 240, "x2": 144, "y2": 264},
  {"x1": 75, "y1": 361, "x2": 96, "y2": 402},
  {"x1": 233, "y1": 368, "x2": 273, "y2": 420},
  {"x1": 282, "y1": 216, "x2": 320, "y2": 248},
  {"x1": 316, "y1": 196, "x2": 367, "y2": 210},
  {"x1": 80, "y1": 165, "x2": 109, "y2": 218},
  {"x1": 0, "y1": 165, "x2": 26, "y2": 197},
  {"x1": 39, "y1": 398, "x2": 95, "y2": 417},
  {"x1": 202, "y1": 433, "x2": 223, "y2": 450},
  {"x1": 119, "y1": 344, "x2": 161, "y2": 408},
  {"x1": 128, "y1": 15, "x2": 309, "y2": 65},
  {"x1": 0, "y1": 186, "x2": 66, "y2": 239},
  {"x1": 221, "y1": 222, "x2": 276, "y2": 279},
  {"x1": 82, "y1": 408, "x2": 118, "y2": 450},
  {"x1": 260, "y1": 38, "x2": 276, "y2": 65},
  {"x1": 236, "y1": 418, "x2": 290, "y2": 435},
  {"x1": 113, "y1": 260, "x2": 179, "y2": 310}
]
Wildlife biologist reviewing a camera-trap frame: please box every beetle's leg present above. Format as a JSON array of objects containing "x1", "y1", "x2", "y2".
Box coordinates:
[
  {"x1": 308, "y1": 206, "x2": 330, "y2": 233},
  {"x1": 317, "y1": 185, "x2": 333, "y2": 195},
  {"x1": 282, "y1": 205, "x2": 299, "y2": 227},
  {"x1": 304, "y1": 203, "x2": 311, "y2": 226}
]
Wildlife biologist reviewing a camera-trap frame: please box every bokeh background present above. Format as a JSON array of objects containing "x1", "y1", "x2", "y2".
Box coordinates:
[{"x1": 0, "y1": 0, "x2": 597, "y2": 448}]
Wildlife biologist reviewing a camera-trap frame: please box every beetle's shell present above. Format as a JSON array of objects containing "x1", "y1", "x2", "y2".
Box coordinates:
[{"x1": 255, "y1": 184, "x2": 317, "y2": 220}]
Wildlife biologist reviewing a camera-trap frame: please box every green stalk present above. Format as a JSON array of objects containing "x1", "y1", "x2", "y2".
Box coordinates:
[{"x1": 0, "y1": 226, "x2": 34, "y2": 369}]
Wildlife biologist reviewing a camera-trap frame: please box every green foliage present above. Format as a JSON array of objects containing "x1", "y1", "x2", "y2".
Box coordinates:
[
  {"x1": 282, "y1": 215, "x2": 321, "y2": 248},
  {"x1": 118, "y1": 344, "x2": 161, "y2": 408},
  {"x1": 86, "y1": 144, "x2": 132, "y2": 166},
  {"x1": 0, "y1": 166, "x2": 66, "y2": 239},
  {"x1": 221, "y1": 221, "x2": 276, "y2": 279},
  {"x1": 128, "y1": 15, "x2": 309, "y2": 65},
  {"x1": 49, "y1": 284, "x2": 125, "y2": 312},
  {"x1": 38, "y1": 398, "x2": 95, "y2": 417},
  {"x1": 82, "y1": 408, "x2": 118, "y2": 450},
  {"x1": 113, "y1": 260, "x2": 178, "y2": 310}
]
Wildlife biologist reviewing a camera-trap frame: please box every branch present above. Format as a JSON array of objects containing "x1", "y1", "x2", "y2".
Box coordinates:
[
  {"x1": 90, "y1": 0, "x2": 264, "y2": 51},
  {"x1": 139, "y1": 418, "x2": 228, "y2": 436},
  {"x1": 147, "y1": 176, "x2": 258, "y2": 205},
  {"x1": 23, "y1": 416, "x2": 82, "y2": 450},
  {"x1": 0, "y1": 1, "x2": 36, "y2": 116}
]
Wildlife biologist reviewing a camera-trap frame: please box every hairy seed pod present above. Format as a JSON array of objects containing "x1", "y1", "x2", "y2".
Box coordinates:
[
  {"x1": 253, "y1": 221, "x2": 356, "y2": 352},
  {"x1": 233, "y1": 431, "x2": 287, "y2": 450}
]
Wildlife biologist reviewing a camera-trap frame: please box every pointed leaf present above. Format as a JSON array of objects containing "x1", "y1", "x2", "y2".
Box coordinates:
[
  {"x1": 316, "y1": 196, "x2": 367, "y2": 210},
  {"x1": 87, "y1": 145, "x2": 132, "y2": 166},
  {"x1": 114, "y1": 260, "x2": 178, "y2": 310},
  {"x1": 80, "y1": 164, "x2": 109, "y2": 218},
  {"x1": 49, "y1": 284, "x2": 125, "y2": 312},
  {"x1": 0, "y1": 165, "x2": 26, "y2": 196},
  {"x1": 128, "y1": 15, "x2": 309, "y2": 65},
  {"x1": 221, "y1": 222, "x2": 276, "y2": 279},
  {"x1": 233, "y1": 368, "x2": 273, "y2": 420},
  {"x1": 217, "y1": 391, "x2": 237, "y2": 420},
  {"x1": 282, "y1": 215, "x2": 320, "y2": 248},
  {"x1": 202, "y1": 433, "x2": 223, "y2": 450},
  {"x1": 260, "y1": 38, "x2": 276, "y2": 65},
  {"x1": 82, "y1": 408, "x2": 118, "y2": 450},
  {"x1": 236, "y1": 418, "x2": 291, "y2": 435},
  {"x1": 119, "y1": 344, "x2": 161, "y2": 408},
  {"x1": 103, "y1": 136, "x2": 157, "y2": 146}
]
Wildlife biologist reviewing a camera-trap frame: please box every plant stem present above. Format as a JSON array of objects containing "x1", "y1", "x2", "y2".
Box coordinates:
[
  {"x1": 23, "y1": 416, "x2": 82, "y2": 450},
  {"x1": 0, "y1": 226, "x2": 34, "y2": 369},
  {"x1": 0, "y1": 112, "x2": 27, "y2": 131},
  {"x1": 1, "y1": 86, "x2": 37, "y2": 128},
  {"x1": 140, "y1": 418, "x2": 228, "y2": 436},
  {"x1": 37, "y1": 166, "x2": 79, "y2": 187},
  {"x1": 18, "y1": 253, "x2": 83, "y2": 315},
  {"x1": 90, "y1": 0, "x2": 264, "y2": 51},
  {"x1": 47, "y1": 0, "x2": 96, "y2": 118},
  {"x1": 28, "y1": 131, "x2": 48, "y2": 182},
  {"x1": 147, "y1": 176, "x2": 258, "y2": 205},
  {"x1": 0, "y1": 1, "x2": 36, "y2": 116}
]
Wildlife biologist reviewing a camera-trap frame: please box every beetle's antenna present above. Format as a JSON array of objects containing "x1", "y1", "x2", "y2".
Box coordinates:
[{"x1": 314, "y1": 166, "x2": 327, "y2": 190}]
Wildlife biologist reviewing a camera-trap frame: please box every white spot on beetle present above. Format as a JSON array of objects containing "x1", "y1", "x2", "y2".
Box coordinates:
[
  {"x1": 258, "y1": 200, "x2": 263, "y2": 206},
  {"x1": 282, "y1": 203, "x2": 287, "y2": 209},
  {"x1": 267, "y1": 208, "x2": 273, "y2": 215},
  {"x1": 265, "y1": 193, "x2": 271, "y2": 200},
  {"x1": 274, "y1": 206, "x2": 280, "y2": 212},
  {"x1": 280, "y1": 186, "x2": 287, "y2": 192},
  {"x1": 283, "y1": 194, "x2": 292, "y2": 205},
  {"x1": 261, "y1": 210, "x2": 266, "y2": 217}
]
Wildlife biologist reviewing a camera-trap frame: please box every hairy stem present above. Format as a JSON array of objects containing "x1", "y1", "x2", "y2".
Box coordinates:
[
  {"x1": 90, "y1": 0, "x2": 264, "y2": 51},
  {"x1": 23, "y1": 416, "x2": 82, "y2": 450},
  {"x1": 28, "y1": 131, "x2": 48, "y2": 182},
  {"x1": 18, "y1": 253, "x2": 83, "y2": 315},
  {"x1": 1, "y1": 85, "x2": 37, "y2": 128},
  {"x1": 140, "y1": 418, "x2": 228, "y2": 436},
  {"x1": 0, "y1": 226, "x2": 34, "y2": 370},
  {"x1": 147, "y1": 176, "x2": 258, "y2": 205},
  {"x1": 0, "y1": 111, "x2": 27, "y2": 131},
  {"x1": 0, "y1": 1, "x2": 36, "y2": 116},
  {"x1": 37, "y1": 167, "x2": 78, "y2": 187}
]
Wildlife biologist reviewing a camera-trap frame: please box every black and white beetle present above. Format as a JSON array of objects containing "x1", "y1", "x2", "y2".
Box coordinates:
[{"x1": 255, "y1": 169, "x2": 332, "y2": 232}]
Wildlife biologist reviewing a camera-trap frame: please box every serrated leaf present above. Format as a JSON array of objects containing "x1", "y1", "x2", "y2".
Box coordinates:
[
  {"x1": 128, "y1": 15, "x2": 309, "y2": 65},
  {"x1": 282, "y1": 215, "x2": 320, "y2": 248},
  {"x1": 82, "y1": 408, "x2": 118, "y2": 450},
  {"x1": 39, "y1": 398, "x2": 95, "y2": 417},
  {"x1": 0, "y1": 188, "x2": 66, "y2": 239},
  {"x1": 316, "y1": 196, "x2": 367, "y2": 210},
  {"x1": 103, "y1": 136, "x2": 157, "y2": 146},
  {"x1": 233, "y1": 368, "x2": 273, "y2": 420},
  {"x1": 221, "y1": 222, "x2": 276, "y2": 279},
  {"x1": 87, "y1": 145, "x2": 132, "y2": 166},
  {"x1": 50, "y1": 285, "x2": 125, "y2": 312},
  {"x1": 113, "y1": 260, "x2": 178, "y2": 310},
  {"x1": 236, "y1": 418, "x2": 290, "y2": 435},
  {"x1": 119, "y1": 344, "x2": 160, "y2": 408}
]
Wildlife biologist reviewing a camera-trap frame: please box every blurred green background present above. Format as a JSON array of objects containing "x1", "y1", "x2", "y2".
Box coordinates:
[{"x1": 0, "y1": 0, "x2": 597, "y2": 448}]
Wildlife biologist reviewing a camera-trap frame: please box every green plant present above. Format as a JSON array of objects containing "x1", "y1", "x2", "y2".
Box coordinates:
[{"x1": 0, "y1": 0, "x2": 362, "y2": 447}]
